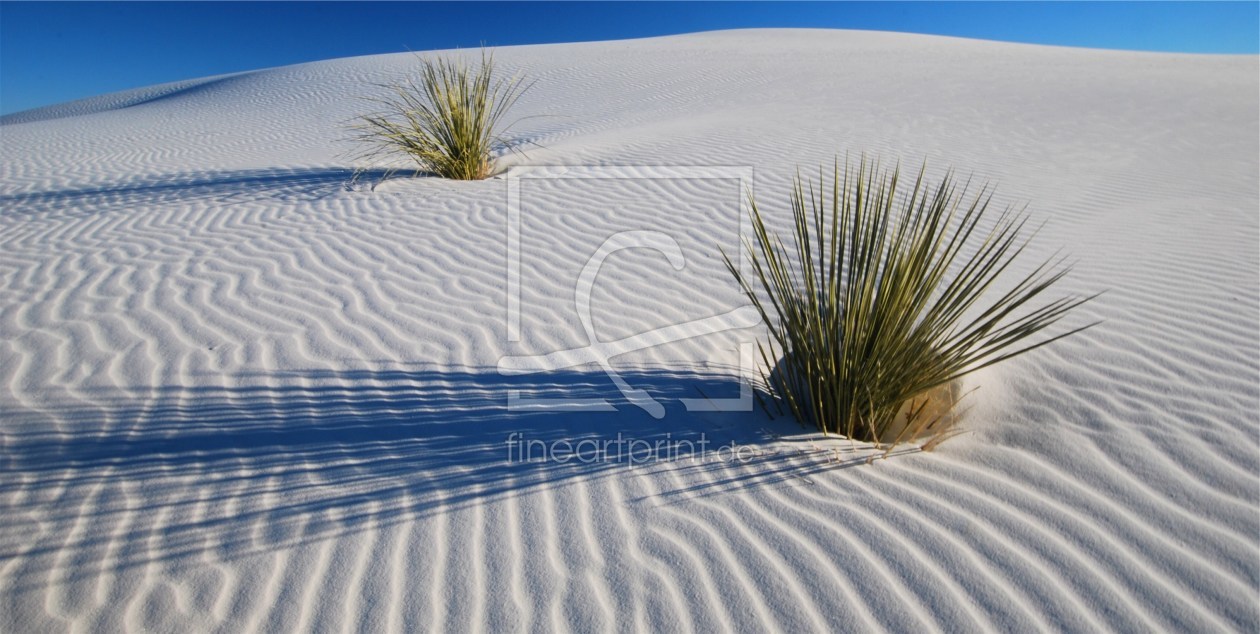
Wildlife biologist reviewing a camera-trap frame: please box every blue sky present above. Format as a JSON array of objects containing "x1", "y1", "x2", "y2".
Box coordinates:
[{"x1": 2, "y1": 1, "x2": 1257, "y2": 115}]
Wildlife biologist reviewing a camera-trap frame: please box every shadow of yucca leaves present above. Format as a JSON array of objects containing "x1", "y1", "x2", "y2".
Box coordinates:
[{"x1": 1, "y1": 366, "x2": 798, "y2": 592}]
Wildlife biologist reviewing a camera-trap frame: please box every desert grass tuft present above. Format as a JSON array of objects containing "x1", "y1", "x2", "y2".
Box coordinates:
[
  {"x1": 722, "y1": 157, "x2": 1097, "y2": 453},
  {"x1": 352, "y1": 49, "x2": 530, "y2": 181}
]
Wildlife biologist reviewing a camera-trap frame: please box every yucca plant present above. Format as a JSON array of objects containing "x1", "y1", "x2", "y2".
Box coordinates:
[
  {"x1": 352, "y1": 50, "x2": 530, "y2": 180},
  {"x1": 723, "y1": 157, "x2": 1096, "y2": 452}
]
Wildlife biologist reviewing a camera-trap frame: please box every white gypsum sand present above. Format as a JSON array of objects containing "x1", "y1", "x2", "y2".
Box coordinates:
[{"x1": 1, "y1": 29, "x2": 1256, "y2": 632}]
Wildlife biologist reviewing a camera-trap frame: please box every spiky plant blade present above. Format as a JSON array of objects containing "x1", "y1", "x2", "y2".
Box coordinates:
[
  {"x1": 722, "y1": 157, "x2": 1096, "y2": 447},
  {"x1": 351, "y1": 50, "x2": 530, "y2": 181}
]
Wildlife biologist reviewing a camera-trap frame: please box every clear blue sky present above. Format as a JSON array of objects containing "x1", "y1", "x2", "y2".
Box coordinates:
[{"x1": 2, "y1": 1, "x2": 1256, "y2": 115}]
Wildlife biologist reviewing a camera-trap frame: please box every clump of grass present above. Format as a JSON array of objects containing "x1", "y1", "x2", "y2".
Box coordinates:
[
  {"x1": 352, "y1": 50, "x2": 530, "y2": 181},
  {"x1": 723, "y1": 157, "x2": 1097, "y2": 452}
]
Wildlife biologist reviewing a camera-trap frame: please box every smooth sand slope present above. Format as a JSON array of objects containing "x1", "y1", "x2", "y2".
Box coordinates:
[{"x1": 1, "y1": 29, "x2": 1257, "y2": 632}]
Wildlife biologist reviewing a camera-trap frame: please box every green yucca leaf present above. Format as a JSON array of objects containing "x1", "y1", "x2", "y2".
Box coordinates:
[
  {"x1": 722, "y1": 157, "x2": 1097, "y2": 451},
  {"x1": 351, "y1": 49, "x2": 531, "y2": 181}
]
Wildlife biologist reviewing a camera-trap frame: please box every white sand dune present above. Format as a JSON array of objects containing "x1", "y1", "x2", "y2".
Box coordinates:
[{"x1": 1, "y1": 29, "x2": 1257, "y2": 632}]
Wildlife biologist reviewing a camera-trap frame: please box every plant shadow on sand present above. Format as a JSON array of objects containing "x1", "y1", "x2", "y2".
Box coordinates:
[{"x1": 1, "y1": 367, "x2": 882, "y2": 595}]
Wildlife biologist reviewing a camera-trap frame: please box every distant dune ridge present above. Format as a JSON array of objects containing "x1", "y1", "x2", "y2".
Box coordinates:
[{"x1": 1, "y1": 30, "x2": 1257, "y2": 632}]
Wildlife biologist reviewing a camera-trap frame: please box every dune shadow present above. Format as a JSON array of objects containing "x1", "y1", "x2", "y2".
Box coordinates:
[
  {"x1": 0, "y1": 74, "x2": 251, "y2": 126},
  {"x1": 0, "y1": 167, "x2": 396, "y2": 216},
  {"x1": 0, "y1": 366, "x2": 826, "y2": 593}
]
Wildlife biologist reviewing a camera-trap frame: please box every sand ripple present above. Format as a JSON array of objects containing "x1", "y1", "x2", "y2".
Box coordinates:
[{"x1": 2, "y1": 29, "x2": 1257, "y2": 632}]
